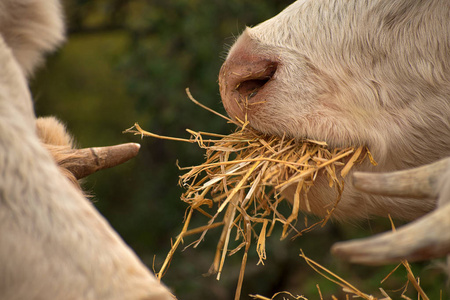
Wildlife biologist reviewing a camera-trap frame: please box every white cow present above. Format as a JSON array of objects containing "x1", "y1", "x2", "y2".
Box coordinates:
[
  {"x1": 0, "y1": 0, "x2": 174, "y2": 299},
  {"x1": 219, "y1": 0, "x2": 450, "y2": 264}
]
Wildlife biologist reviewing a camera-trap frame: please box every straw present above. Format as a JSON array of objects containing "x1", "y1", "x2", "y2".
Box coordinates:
[{"x1": 124, "y1": 88, "x2": 376, "y2": 299}]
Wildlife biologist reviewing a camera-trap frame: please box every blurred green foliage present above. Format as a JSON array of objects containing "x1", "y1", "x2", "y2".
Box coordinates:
[{"x1": 31, "y1": 0, "x2": 447, "y2": 299}]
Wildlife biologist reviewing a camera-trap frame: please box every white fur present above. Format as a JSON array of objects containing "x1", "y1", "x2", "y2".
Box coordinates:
[
  {"x1": 0, "y1": 0, "x2": 65, "y2": 77},
  {"x1": 221, "y1": 0, "x2": 450, "y2": 220},
  {"x1": 0, "y1": 1, "x2": 173, "y2": 299}
]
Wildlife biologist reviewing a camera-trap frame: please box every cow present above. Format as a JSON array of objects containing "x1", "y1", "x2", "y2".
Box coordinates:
[
  {"x1": 0, "y1": 0, "x2": 174, "y2": 299},
  {"x1": 219, "y1": 0, "x2": 450, "y2": 265}
]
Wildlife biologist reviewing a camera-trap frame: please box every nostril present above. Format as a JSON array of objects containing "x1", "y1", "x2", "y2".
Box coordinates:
[
  {"x1": 219, "y1": 32, "x2": 279, "y2": 121},
  {"x1": 237, "y1": 78, "x2": 270, "y2": 99},
  {"x1": 235, "y1": 63, "x2": 278, "y2": 99}
]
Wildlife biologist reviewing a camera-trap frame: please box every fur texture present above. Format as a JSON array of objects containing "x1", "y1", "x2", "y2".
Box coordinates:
[
  {"x1": 36, "y1": 116, "x2": 74, "y2": 146},
  {"x1": 36, "y1": 116, "x2": 86, "y2": 189},
  {"x1": 0, "y1": 0, "x2": 65, "y2": 77},
  {"x1": 220, "y1": 0, "x2": 450, "y2": 221},
  {"x1": 0, "y1": 1, "x2": 174, "y2": 299}
]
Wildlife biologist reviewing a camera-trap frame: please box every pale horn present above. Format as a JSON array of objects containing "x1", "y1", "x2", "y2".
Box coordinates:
[
  {"x1": 351, "y1": 157, "x2": 450, "y2": 199},
  {"x1": 332, "y1": 157, "x2": 450, "y2": 264}
]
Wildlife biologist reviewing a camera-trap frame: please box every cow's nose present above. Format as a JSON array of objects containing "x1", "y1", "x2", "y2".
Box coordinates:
[{"x1": 219, "y1": 34, "x2": 278, "y2": 122}]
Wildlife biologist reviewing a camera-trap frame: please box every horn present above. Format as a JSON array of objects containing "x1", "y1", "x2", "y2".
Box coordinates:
[
  {"x1": 352, "y1": 157, "x2": 450, "y2": 199},
  {"x1": 65, "y1": 143, "x2": 140, "y2": 179},
  {"x1": 333, "y1": 157, "x2": 450, "y2": 264},
  {"x1": 331, "y1": 203, "x2": 450, "y2": 264}
]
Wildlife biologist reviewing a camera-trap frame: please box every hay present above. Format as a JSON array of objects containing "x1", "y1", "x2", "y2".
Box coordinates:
[{"x1": 124, "y1": 89, "x2": 376, "y2": 299}]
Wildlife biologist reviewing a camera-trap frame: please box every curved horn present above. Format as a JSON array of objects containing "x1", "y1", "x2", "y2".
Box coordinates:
[
  {"x1": 65, "y1": 143, "x2": 140, "y2": 179},
  {"x1": 331, "y1": 202, "x2": 450, "y2": 264},
  {"x1": 352, "y1": 157, "x2": 450, "y2": 199}
]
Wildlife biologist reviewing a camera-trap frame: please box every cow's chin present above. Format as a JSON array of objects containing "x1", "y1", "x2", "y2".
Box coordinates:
[{"x1": 240, "y1": 111, "x2": 379, "y2": 220}]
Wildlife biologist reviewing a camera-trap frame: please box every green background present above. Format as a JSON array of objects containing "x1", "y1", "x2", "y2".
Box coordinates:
[{"x1": 31, "y1": 0, "x2": 446, "y2": 299}]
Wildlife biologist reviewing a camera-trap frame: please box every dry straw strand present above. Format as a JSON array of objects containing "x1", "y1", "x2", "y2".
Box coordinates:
[{"x1": 299, "y1": 249, "x2": 373, "y2": 299}]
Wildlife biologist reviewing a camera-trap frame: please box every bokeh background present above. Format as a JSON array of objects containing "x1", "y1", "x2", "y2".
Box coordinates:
[{"x1": 31, "y1": 0, "x2": 447, "y2": 299}]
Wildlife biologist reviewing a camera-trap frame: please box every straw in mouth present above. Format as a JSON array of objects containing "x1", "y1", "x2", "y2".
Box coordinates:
[{"x1": 124, "y1": 89, "x2": 380, "y2": 299}]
